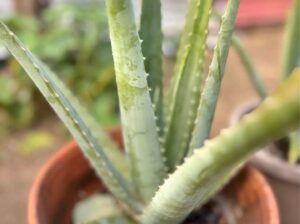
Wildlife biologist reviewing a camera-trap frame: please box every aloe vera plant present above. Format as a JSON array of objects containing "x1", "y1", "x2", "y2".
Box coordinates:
[{"x1": 0, "y1": 0, "x2": 299, "y2": 223}]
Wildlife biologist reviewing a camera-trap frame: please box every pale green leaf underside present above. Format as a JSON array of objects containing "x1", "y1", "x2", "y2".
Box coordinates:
[
  {"x1": 105, "y1": 0, "x2": 166, "y2": 202},
  {"x1": 141, "y1": 71, "x2": 300, "y2": 224},
  {"x1": 0, "y1": 22, "x2": 141, "y2": 213}
]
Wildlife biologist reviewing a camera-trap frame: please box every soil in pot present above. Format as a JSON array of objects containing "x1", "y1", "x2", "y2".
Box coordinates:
[
  {"x1": 29, "y1": 128, "x2": 278, "y2": 224},
  {"x1": 183, "y1": 199, "x2": 222, "y2": 224}
]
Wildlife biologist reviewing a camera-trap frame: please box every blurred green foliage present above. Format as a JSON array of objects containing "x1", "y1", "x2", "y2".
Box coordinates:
[
  {"x1": 20, "y1": 131, "x2": 54, "y2": 155},
  {"x1": 0, "y1": 2, "x2": 119, "y2": 135}
]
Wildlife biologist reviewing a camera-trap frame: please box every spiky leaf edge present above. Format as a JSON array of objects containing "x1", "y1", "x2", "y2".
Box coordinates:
[
  {"x1": 0, "y1": 22, "x2": 142, "y2": 215},
  {"x1": 139, "y1": 0, "x2": 164, "y2": 136},
  {"x1": 105, "y1": 0, "x2": 166, "y2": 202},
  {"x1": 189, "y1": 0, "x2": 241, "y2": 153},
  {"x1": 164, "y1": 0, "x2": 213, "y2": 171},
  {"x1": 141, "y1": 70, "x2": 300, "y2": 224}
]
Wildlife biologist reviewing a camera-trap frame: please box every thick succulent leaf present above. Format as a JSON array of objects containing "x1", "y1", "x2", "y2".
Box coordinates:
[
  {"x1": 43, "y1": 65, "x2": 130, "y2": 179},
  {"x1": 105, "y1": 0, "x2": 166, "y2": 202},
  {"x1": 189, "y1": 0, "x2": 240, "y2": 153},
  {"x1": 232, "y1": 35, "x2": 268, "y2": 98},
  {"x1": 214, "y1": 11, "x2": 267, "y2": 99},
  {"x1": 0, "y1": 22, "x2": 141, "y2": 213},
  {"x1": 288, "y1": 130, "x2": 300, "y2": 165},
  {"x1": 73, "y1": 194, "x2": 123, "y2": 224},
  {"x1": 139, "y1": 0, "x2": 164, "y2": 136},
  {"x1": 282, "y1": 0, "x2": 300, "y2": 80},
  {"x1": 213, "y1": 11, "x2": 267, "y2": 99},
  {"x1": 164, "y1": 0, "x2": 213, "y2": 171},
  {"x1": 282, "y1": 0, "x2": 300, "y2": 160},
  {"x1": 140, "y1": 70, "x2": 300, "y2": 224},
  {"x1": 86, "y1": 216, "x2": 135, "y2": 224}
]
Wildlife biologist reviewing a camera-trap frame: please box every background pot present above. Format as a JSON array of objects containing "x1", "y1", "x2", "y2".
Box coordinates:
[
  {"x1": 28, "y1": 128, "x2": 279, "y2": 224},
  {"x1": 230, "y1": 100, "x2": 300, "y2": 224}
]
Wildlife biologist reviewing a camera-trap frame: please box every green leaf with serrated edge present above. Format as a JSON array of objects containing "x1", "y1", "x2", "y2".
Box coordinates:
[
  {"x1": 43, "y1": 64, "x2": 129, "y2": 180},
  {"x1": 213, "y1": 11, "x2": 268, "y2": 99},
  {"x1": 188, "y1": 0, "x2": 240, "y2": 154},
  {"x1": 282, "y1": 0, "x2": 300, "y2": 80},
  {"x1": 105, "y1": 0, "x2": 166, "y2": 202},
  {"x1": 0, "y1": 22, "x2": 141, "y2": 215},
  {"x1": 140, "y1": 71, "x2": 300, "y2": 224},
  {"x1": 164, "y1": 0, "x2": 213, "y2": 171},
  {"x1": 139, "y1": 0, "x2": 164, "y2": 136}
]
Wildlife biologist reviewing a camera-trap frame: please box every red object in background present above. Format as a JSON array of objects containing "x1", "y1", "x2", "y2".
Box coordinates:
[{"x1": 236, "y1": 0, "x2": 293, "y2": 28}]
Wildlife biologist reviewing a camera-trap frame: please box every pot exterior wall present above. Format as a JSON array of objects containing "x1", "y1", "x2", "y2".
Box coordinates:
[
  {"x1": 250, "y1": 151, "x2": 300, "y2": 224},
  {"x1": 28, "y1": 128, "x2": 279, "y2": 224}
]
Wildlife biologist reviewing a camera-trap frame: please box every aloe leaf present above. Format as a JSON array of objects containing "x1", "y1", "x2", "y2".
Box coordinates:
[
  {"x1": 43, "y1": 65, "x2": 130, "y2": 179},
  {"x1": 0, "y1": 22, "x2": 141, "y2": 213},
  {"x1": 73, "y1": 194, "x2": 123, "y2": 224},
  {"x1": 86, "y1": 216, "x2": 135, "y2": 224},
  {"x1": 282, "y1": 0, "x2": 300, "y2": 80},
  {"x1": 139, "y1": 0, "x2": 164, "y2": 136},
  {"x1": 105, "y1": 0, "x2": 166, "y2": 202},
  {"x1": 189, "y1": 0, "x2": 240, "y2": 153},
  {"x1": 212, "y1": 11, "x2": 268, "y2": 99},
  {"x1": 288, "y1": 130, "x2": 300, "y2": 165},
  {"x1": 213, "y1": 11, "x2": 268, "y2": 99},
  {"x1": 74, "y1": 194, "x2": 137, "y2": 224},
  {"x1": 232, "y1": 35, "x2": 268, "y2": 98},
  {"x1": 164, "y1": 0, "x2": 213, "y2": 171},
  {"x1": 281, "y1": 0, "x2": 300, "y2": 166},
  {"x1": 141, "y1": 70, "x2": 300, "y2": 224}
]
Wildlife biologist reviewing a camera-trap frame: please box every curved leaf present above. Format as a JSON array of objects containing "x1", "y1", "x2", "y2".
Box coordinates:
[
  {"x1": 0, "y1": 22, "x2": 141, "y2": 214},
  {"x1": 141, "y1": 70, "x2": 300, "y2": 224}
]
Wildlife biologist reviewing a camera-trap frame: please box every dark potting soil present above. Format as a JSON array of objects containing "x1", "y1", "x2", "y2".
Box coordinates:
[
  {"x1": 271, "y1": 138, "x2": 300, "y2": 165},
  {"x1": 183, "y1": 198, "x2": 223, "y2": 224}
]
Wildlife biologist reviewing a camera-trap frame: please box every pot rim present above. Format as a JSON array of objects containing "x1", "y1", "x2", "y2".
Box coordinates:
[
  {"x1": 28, "y1": 128, "x2": 279, "y2": 224},
  {"x1": 230, "y1": 99, "x2": 300, "y2": 185},
  {"x1": 28, "y1": 141, "x2": 78, "y2": 224}
]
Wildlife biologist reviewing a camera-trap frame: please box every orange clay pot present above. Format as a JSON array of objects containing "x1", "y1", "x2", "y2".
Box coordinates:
[{"x1": 28, "y1": 128, "x2": 279, "y2": 224}]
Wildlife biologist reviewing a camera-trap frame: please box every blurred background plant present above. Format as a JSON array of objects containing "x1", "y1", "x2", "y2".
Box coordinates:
[{"x1": 0, "y1": 1, "x2": 119, "y2": 139}]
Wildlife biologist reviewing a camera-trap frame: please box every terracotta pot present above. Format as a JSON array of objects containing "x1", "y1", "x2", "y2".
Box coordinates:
[
  {"x1": 28, "y1": 128, "x2": 279, "y2": 224},
  {"x1": 230, "y1": 100, "x2": 300, "y2": 224}
]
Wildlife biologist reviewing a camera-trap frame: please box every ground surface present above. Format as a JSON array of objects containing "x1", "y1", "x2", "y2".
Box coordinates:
[{"x1": 0, "y1": 26, "x2": 283, "y2": 223}]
